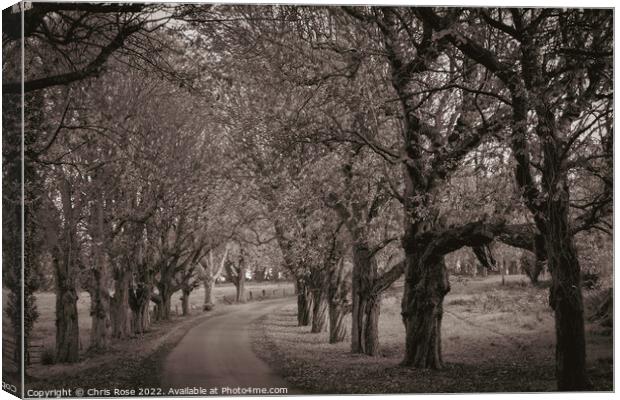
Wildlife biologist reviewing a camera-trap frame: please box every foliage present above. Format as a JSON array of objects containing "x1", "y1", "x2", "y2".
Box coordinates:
[{"x1": 16, "y1": 5, "x2": 612, "y2": 389}]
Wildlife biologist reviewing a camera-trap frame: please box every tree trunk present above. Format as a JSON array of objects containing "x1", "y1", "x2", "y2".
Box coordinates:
[
  {"x1": 132, "y1": 300, "x2": 151, "y2": 334},
  {"x1": 545, "y1": 191, "x2": 590, "y2": 390},
  {"x1": 203, "y1": 278, "x2": 215, "y2": 311},
  {"x1": 56, "y1": 288, "x2": 80, "y2": 363},
  {"x1": 88, "y1": 271, "x2": 110, "y2": 352},
  {"x1": 87, "y1": 178, "x2": 111, "y2": 351},
  {"x1": 352, "y1": 289, "x2": 381, "y2": 355},
  {"x1": 358, "y1": 296, "x2": 381, "y2": 355},
  {"x1": 236, "y1": 269, "x2": 246, "y2": 303},
  {"x1": 296, "y1": 279, "x2": 312, "y2": 326},
  {"x1": 226, "y1": 258, "x2": 246, "y2": 304},
  {"x1": 327, "y1": 258, "x2": 350, "y2": 344},
  {"x1": 129, "y1": 282, "x2": 151, "y2": 334},
  {"x1": 155, "y1": 284, "x2": 173, "y2": 320},
  {"x1": 254, "y1": 267, "x2": 266, "y2": 282},
  {"x1": 181, "y1": 288, "x2": 191, "y2": 316},
  {"x1": 50, "y1": 177, "x2": 89, "y2": 361},
  {"x1": 311, "y1": 289, "x2": 328, "y2": 333},
  {"x1": 523, "y1": 257, "x2": 545, "y2": 285},
  {"x1": 160, "y1": 292, "x2": 172, "y2": 319},
  {"x1": 351, "y1": 242, "x2": 381, "y2": 355},
  {"x1": 328, "y1": 301, "x2": 348, "y2": 343},
  {"x1": 53, "y1": 245, "x2": 80, "y2": 363},
  {"x1": 139, "y1": 301, "x2": 151, "y2": 332},
  {"x1": 111, "y1": 269, "x2": 131, "y2": 339},
  {"x1": 528, "y1": 234, "x2": 548, "y2": 284},
  {"x1": 401, "y1": 256, "x2": 450, "y2": 369}
]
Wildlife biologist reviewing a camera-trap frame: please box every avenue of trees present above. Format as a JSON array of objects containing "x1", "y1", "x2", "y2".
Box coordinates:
[{"x1": 2, "y1": 4, "x2": 612, "y2": 391}]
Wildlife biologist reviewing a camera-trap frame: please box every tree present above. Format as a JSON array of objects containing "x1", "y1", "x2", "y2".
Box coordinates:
[
  {"x1": 418, "y1": 8, "x2": 612, "y2": 388},
  {"x1": 47, "y1": 174, "x2": 84, "y2": 363},
  {"x1": 327, "y1": 258, "x2": 351, "y2": 343},
  {"x1": 308, "y1": 218, "x2": 346, "y2": 334},
  {"x1": 331, "y1": 7, "x2": 511, "y2": 367},
  {"x1": 179, "y1": 19, "x2": 325, "y2": 324},
  {"x1": 224, "y1": 245, "x2": 248, "y2": 304},
  {"x1": 6, "y1": 2, "x2": 210, "y2": 361},
  {"x1": 4, "y1": 3, "x2": 188, "y2": 93},
  {"x1": 85, "y1": 168, "x2": 111, "y2": 351},
  {"x1": 319, "y1": 149, "x2": 404, "y2": 355},
  {"x1": 200, "y1": 247, "x2": 229, "y2": 311}
]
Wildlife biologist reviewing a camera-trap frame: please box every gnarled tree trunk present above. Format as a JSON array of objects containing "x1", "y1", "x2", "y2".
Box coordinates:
[
  {"x1": 138, "y1": 301, "x2": 151, "y2": 332},
  {"x1": 88, "y1": 269, "x2": 111, "y2": 351},
  {"x1": 181, "y1": 288, "x2": 191, "y2": 316},
  {"x1": 53, "y1": 249, "x2": 80, "y2": 363},
  {"x1": 545, "y1": 187, "x2": 589, "y2": 390},
  {"x1": 131, "y1": 297, "x2": 151, "y2": 334},
  {"x1": 328, "y1": 259, "x2": 350, "y2": 344},
  {"x1": 311, "y1": 288, "x2": 328, "y2": 333},
  {"x1": 87, "y1": 182, "x2": 111, "y2": 351},
  {"x1": 55, "y1": 288, "x2": 79, "y2": 363},
  {"x1": 129, "y1": 277, "x2": 152, "y2": 335},
  {"x1": 351, "y1": 242, "x2": 381, "y2": 355},
  {"x1": 401, "y1": 255, "x2": 450, "y2": 369},
  {"x1": 53, "y1": 181, "x2": 81, "y2": 363},
  {"x1": 296, "y1": 278, "x2": 313, "y2": 326},
  {"x1": 111, "y1": 268, "x2": 131, "y2": 338},
  {"x1": 528, "y1": 235, "x2": 548, "y2": 285},
  {"x1": 154, "y1": 282, "x2": 173, "y2": 320},
  {"x1": 354, "y1": 295, "x2": 381, "y2": 355},
  {"x1": 328, "y1": 301, "x2": 348, "y2": 343},
  {"x1": 160, "y1": 292, "x2": 172, "y2": 320}
]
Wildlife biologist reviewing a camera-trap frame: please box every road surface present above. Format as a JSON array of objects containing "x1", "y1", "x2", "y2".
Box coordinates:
[{"x1": 161, "y1": 297, "x2": 300, "y2": 395}]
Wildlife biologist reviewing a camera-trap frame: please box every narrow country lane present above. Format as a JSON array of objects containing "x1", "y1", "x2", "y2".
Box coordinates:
[{"x1": 161, "y1": 297, "x2": 301, "y2": 395}]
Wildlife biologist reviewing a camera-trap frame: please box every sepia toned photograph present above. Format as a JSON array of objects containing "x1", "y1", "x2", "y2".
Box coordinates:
[{"x1": 1, "y1": 1, "x2": 614, "y2": 397}]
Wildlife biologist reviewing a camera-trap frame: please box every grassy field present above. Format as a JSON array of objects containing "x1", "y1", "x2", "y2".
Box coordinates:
[
  {"x1": 251, "y1": 275, "x2": 613, "y2": 393},
  {"x1": 4, "y1": 281, "x2": 293, "y2": 360}
]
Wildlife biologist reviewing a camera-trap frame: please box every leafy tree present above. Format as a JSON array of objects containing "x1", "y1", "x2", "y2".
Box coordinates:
[
  {"x1": 418, "y1": 8, "x2": 612, "y2": 388},
  {"x1": 4, "y1": 3, "x2": 186, "y2": 93}
]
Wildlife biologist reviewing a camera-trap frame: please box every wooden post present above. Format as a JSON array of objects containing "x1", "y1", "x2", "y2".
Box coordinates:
[{"x1": 501, "y1": 259, "x2": 505, "y2": 285}]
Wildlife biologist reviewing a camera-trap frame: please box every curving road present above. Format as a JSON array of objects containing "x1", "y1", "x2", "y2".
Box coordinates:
[{"x1": 161, "y1": 297, "x2": 300, "y2": 395}]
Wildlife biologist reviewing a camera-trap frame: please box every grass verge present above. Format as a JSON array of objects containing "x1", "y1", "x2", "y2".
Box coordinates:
[{"x1": 251, "y1": 275, "x2": 612, "y2": 394}]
